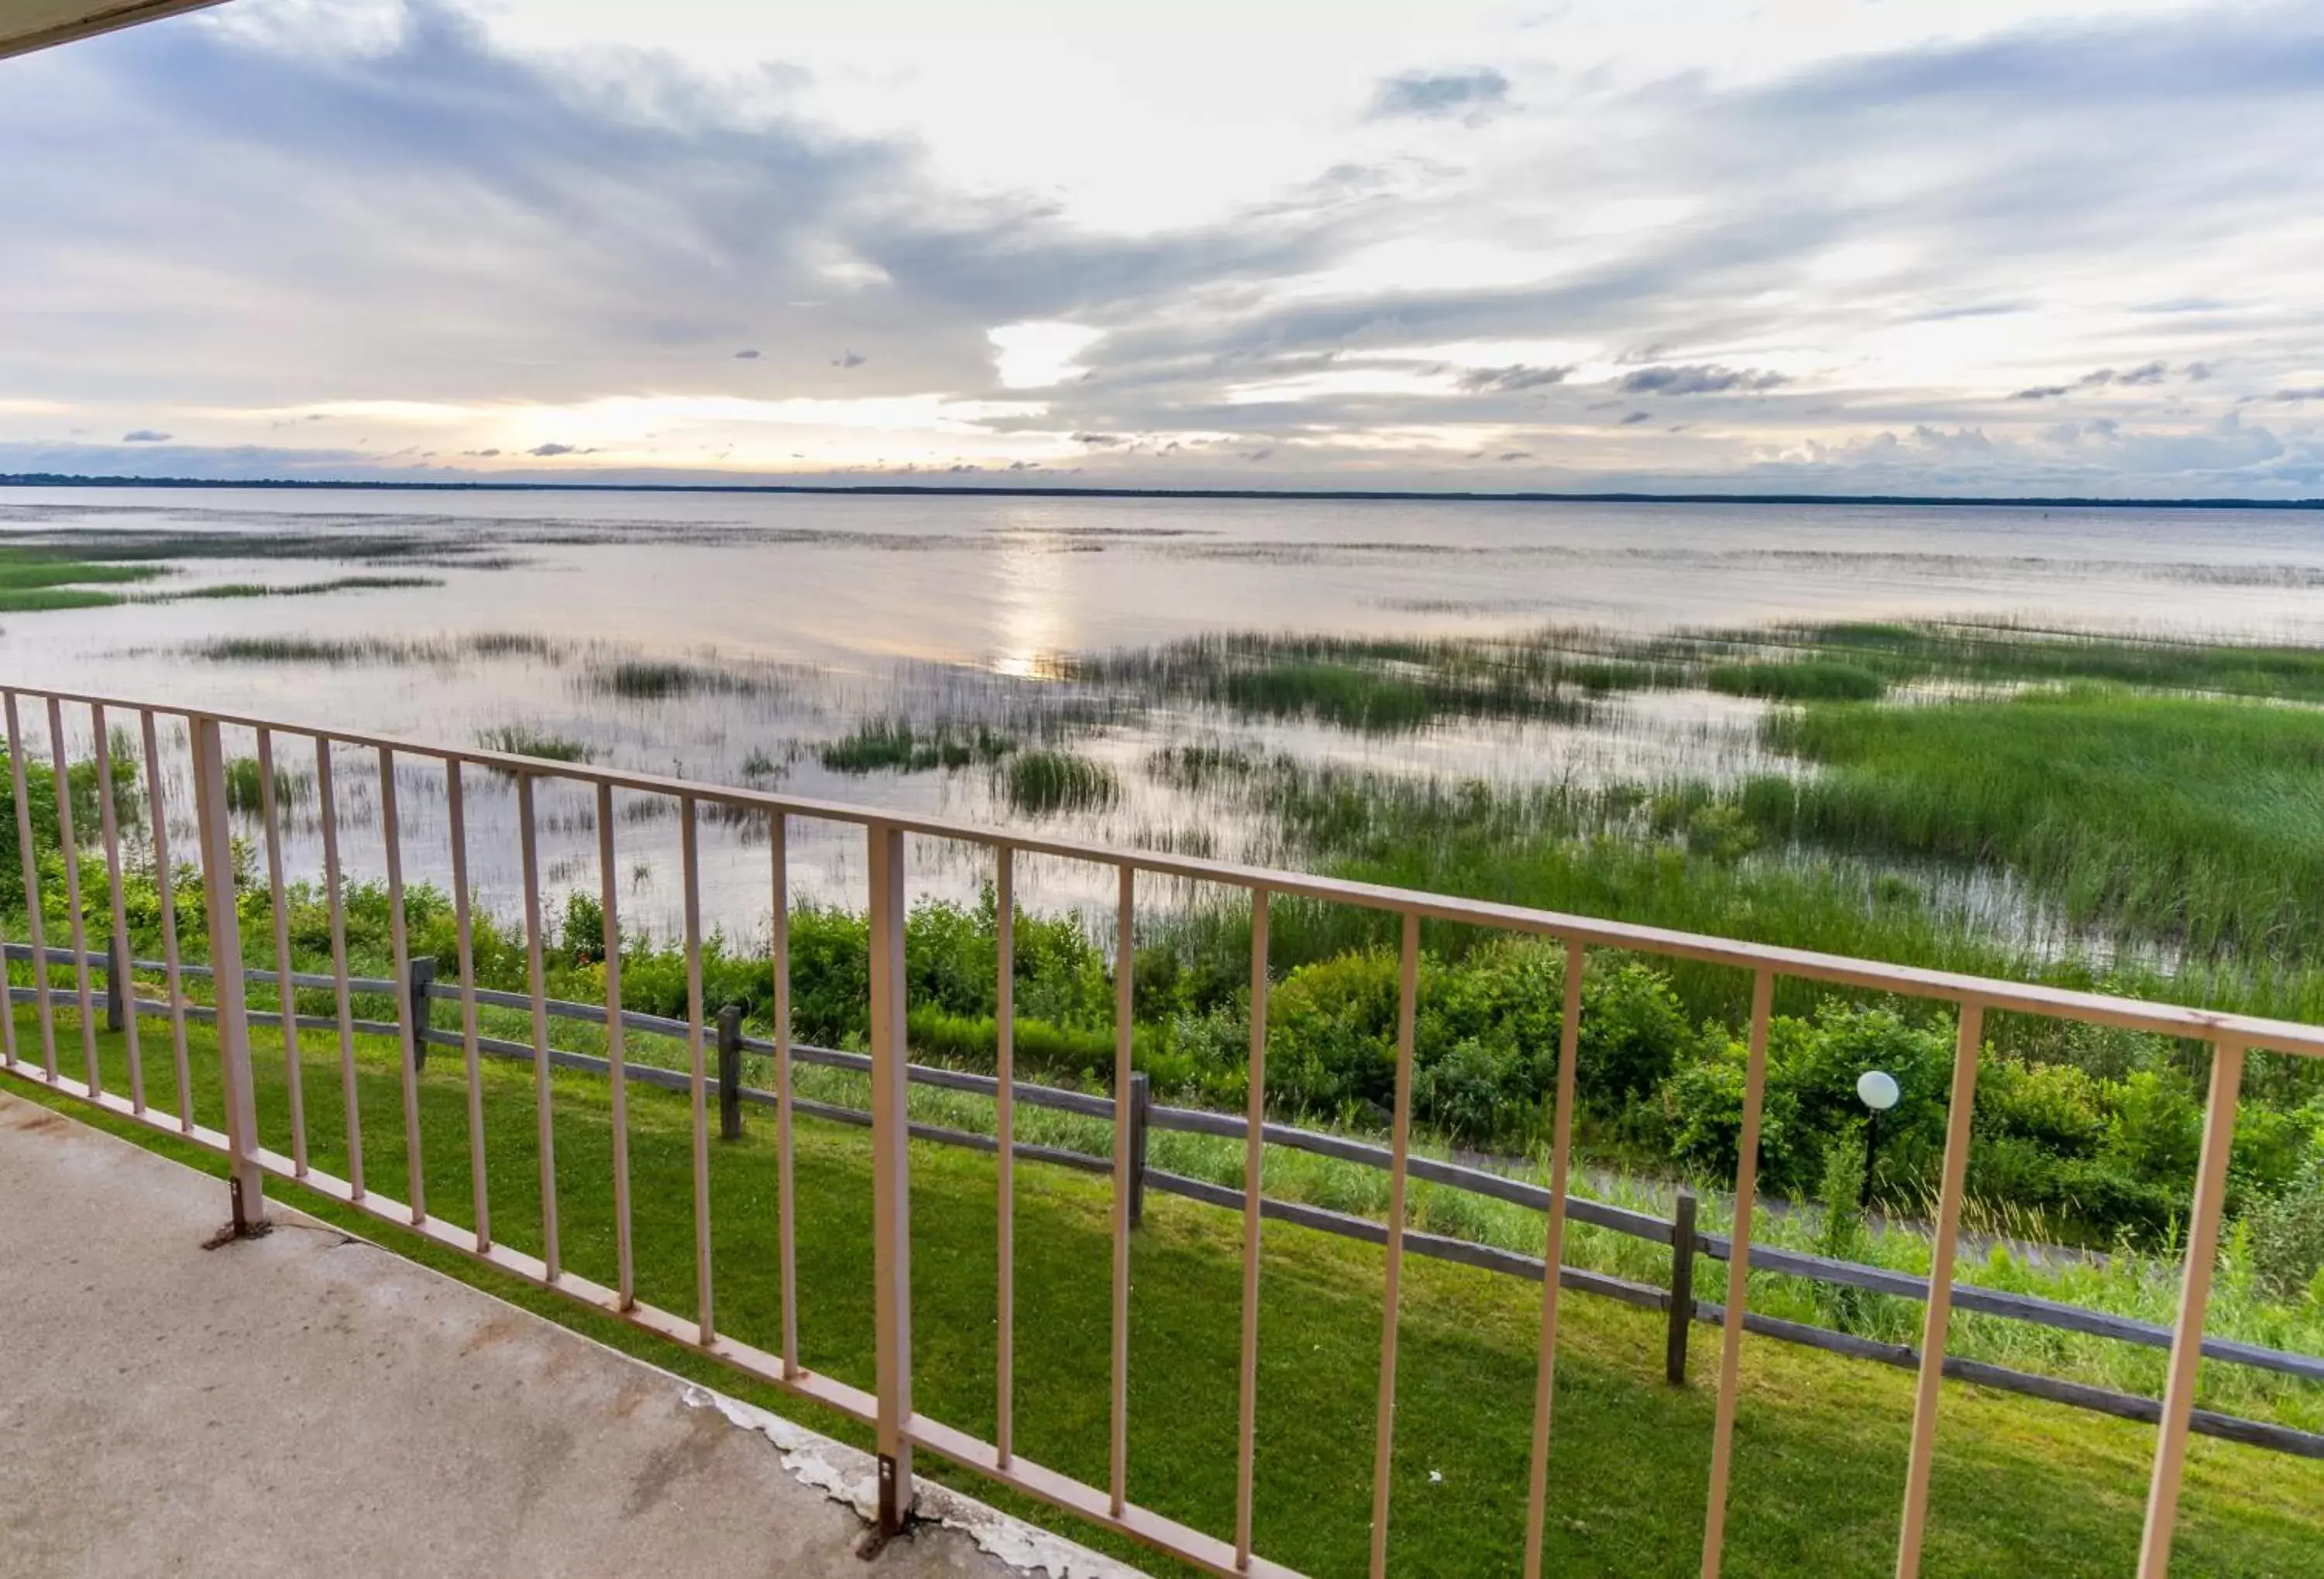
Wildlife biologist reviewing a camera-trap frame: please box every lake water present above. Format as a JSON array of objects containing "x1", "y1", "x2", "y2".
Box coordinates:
[{"x1": 6, "y1": 486, "x2": 2323, "y2": 942}]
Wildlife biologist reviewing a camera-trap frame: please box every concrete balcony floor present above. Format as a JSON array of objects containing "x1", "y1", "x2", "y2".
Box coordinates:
[{"x1": 0, "y1": 1089, "x2": 1135, "y2": 1579}]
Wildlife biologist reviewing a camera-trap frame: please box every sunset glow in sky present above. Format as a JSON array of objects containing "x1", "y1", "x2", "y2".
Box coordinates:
[{"x1": 5, "y1": 0, "x2": 2323, "y2": 494}]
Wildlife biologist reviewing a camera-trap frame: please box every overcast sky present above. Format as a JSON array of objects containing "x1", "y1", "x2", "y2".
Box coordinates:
[{"x1": 5, "y1": 0, "x2": 2323, "y2": 495}]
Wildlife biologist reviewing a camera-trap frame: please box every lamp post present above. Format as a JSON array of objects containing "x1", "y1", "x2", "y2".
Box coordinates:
[{"x1": 1855, "y1": 1069, "x2": 1899, "y2": 1209}]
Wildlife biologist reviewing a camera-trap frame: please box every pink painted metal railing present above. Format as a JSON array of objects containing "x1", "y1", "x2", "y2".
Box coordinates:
[{"x1": 4, "y1": 682, "x2": 2318, "y2": 1579}]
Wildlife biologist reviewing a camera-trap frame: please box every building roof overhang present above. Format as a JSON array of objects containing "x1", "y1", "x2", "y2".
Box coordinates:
[{"x1": 0, "y1": 0, "x2": 225, "y2": 62}]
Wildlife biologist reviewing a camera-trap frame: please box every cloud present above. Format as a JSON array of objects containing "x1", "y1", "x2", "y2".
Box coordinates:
[
  {"x1": 1368, "y1": 68, "x2": 1508, "y2": 122},
  {"x1": 527, "y1": 442, "x2": 579, "y2": 456},
  {"x1": 5, "y1": 2, "x2": 2324, "y2": 496},
  {"x1": 121, "y1": 429, "x2": 171, "y2": 442},
  {"x1": 1620, "y1": 411, "x2": 1652, "y2": 425},
  {"x1": 1456, "y1": 364, "x2": 1573, "y2": 394},
  {"x1": 1617, "y1": 364, "x2": 1788, "y2": 396}
]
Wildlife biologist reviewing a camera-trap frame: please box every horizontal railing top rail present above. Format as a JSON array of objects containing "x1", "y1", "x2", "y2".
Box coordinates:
[{"x1": 21, "y1": 680, "x2": 2324, "y2": 1059}]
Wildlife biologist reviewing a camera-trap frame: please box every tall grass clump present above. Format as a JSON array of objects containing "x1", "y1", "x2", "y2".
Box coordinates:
[
  {"x1": 222, "y1": 755, "x2": 311, "y2": 815},
  {"x1": 1754, "y1": 686, "x2": 2324, "y2": 963},
  {"x1": 1706, "y1": 659, "x2": 1885, "y2": 701},
  {"x1": 1000, "y1": 749, "x2": 1116, "y2": 814},
  {"x1": 0, "y1": 549, "x2": 164, "y2": 611},
  {"x1": 586, "y1": 659, "x2": 754, "y2": 700},
  {"x1": 476, "y1": 724, "x2": 594, "y2": 765},
  {"x1": 819, "y1": 719, "x2": 1016, "y2": 774}
]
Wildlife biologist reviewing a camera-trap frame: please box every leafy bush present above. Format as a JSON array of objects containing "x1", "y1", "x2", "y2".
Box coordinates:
[
  {"x1": 1663, "y1": 999, "x2": 1952, "y2": 1199},
  {"x1": 1977, "y1": 1058, "x2": 2106, "y2": 1157},
  {"x1": 2247, "y1": 1172, "x2": 2324, "y2": 1302},
  {"x1": 2102, "y1": 1069, "x2": 2203, "y2": 1185}
]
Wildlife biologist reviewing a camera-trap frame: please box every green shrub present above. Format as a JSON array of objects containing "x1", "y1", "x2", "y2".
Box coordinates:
[
  {"x1": 2102, "y1": 1068, "x2": 2204, "y2": 1185},
  {"x1": 1663, "y1": 999, "x2": 1951, "y2": 1199},
  {"x1": 1977, "y1": 1058, "x2": 2106, "y2": 1157},
  {"x1": 2247, "y1": 1172, "x2": 2324, "y2": 1301}
]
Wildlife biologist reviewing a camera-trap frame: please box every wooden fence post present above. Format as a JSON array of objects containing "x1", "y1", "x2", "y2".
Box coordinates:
[
  {"x1": 407, "y1": 955, "x2": 436, "y2": 1068},
  {"x1": 1128, "y1": 1070, "x2": 1151, "y2": 1227},
  {"x1": 717, "y1": 1004, "x2": 744, "y2": 1140},
  {"x1": 105, "y1": 935, "x2": 125, "y2": 1033},
  {"x1": 1667, "y1": 1187, "x2": 1697, "y2": 1386}
]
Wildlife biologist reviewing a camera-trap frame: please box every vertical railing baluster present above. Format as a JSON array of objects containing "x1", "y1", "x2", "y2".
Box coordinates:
[
  {"x1": 1369, "y1": 912, "x2": 1422, "y2": 1579},
  {"x1": 379, "y1": 748, "x2": 426, "y2": 1223},
  {"x1": 994, "y1": 842, "x2": 1015, "y2": 1464},
  {"x1": 2137, "y1": 1036, "x2": 2246, "y2": 1579},
  {"x1": 1110, "y1": 862, "x2": 1136, "y2": 1519},
  {"x1": 681, "y1": 794, "x2": 713, "y2": 1342},
  {"x1": 92, "y1": 705, "x2": 144, "y2": 1113},
  {"x1": 142, "y1": 710, "x2": 191, "y2": 1127},
  {"x1": 5, "y1": 692, "x2": 54, "y2": 1081},
  {"x1": 1522, "y1": 938, "x2": 1588, "y2": 1576},
  {"x1": 773, "y1": 810, "x2": 798, "y2": 1374},
  {"x1": 597, "y1": 783, "x2": 634, "y2": 1308},
  {"x1": 516, "y1": 772, "x2": 559, "y2": 1278},
  {"x1": 446, "y1": 761, "x2": 490, "y2": 1248},
  {"x1": 191, "y1": 714, "x2": 264, "y2": 1230},
  {"x1": 867, "y1": 822, "x2": 915, "y2": 1534},
  {"x1": 1235, "y1": 888, "x2": 1270, "y2": 1570},
  {"x1": 1895, "y1": 1000, "x2": 1983, "y2": 1576},
  {"x1": 46, "y1": 697, "x2": 101, "y2": 1093},
  {"x1": 1701, "y1": 967, "x2": 1777, "y2": 1579},
  {"x1": 255, "y1": 727, "x2": 306, "y2": 1172},
  {"x1": 315, "y1": 738, "x2": 361, "y2": 1198},
  {"x1": 0, "y1": 831, "x2": 12, "y2": 1071}
]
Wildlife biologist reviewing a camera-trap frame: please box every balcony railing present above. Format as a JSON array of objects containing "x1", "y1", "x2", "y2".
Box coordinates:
[{"x1": 5, "y1": 681, "x2": 2320, "y2": 1578}]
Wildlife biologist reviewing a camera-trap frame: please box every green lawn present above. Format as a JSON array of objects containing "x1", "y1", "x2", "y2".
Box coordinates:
[{"x1": 8, "y1": 1008, "x2": 2319, "y2": 1577}]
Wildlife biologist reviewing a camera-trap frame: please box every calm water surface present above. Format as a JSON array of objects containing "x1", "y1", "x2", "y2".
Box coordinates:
[{"x1": 6, "y1": 487, "x2": 2322, "y2": 941}]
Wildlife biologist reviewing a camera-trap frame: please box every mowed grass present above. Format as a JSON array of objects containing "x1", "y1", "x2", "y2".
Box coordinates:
[
  {"x1": 9, "y1": 1008, "x2": 2320, "y2": 1578},
  {"x1": 1760, "y1": 688, "x2": 2324, "y2": 963}
]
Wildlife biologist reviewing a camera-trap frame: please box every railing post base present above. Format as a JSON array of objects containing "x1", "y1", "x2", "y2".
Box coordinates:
[{"x1": 877, "y1": 1452, "x2": 913, "y2": 1537}]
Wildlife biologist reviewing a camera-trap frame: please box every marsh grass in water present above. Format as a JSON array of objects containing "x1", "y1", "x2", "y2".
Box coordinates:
[
  {"x1": 477, "y1": 724, "x2": 594, "y2": 765},
  {"x1": 1705, "y1": 659, "x2": 1886, "y2": 700},
  {"x1": 819, "y1": 718, "x2": 1017, "y2": 773},
  {"x1": 1752, "y1": 686, "x2": 2324, "y2": 963},
  {"x1": 147, "y1": 574, "x2": 442, "y2": 601},
  {"x1": 1000, "y1": 748, "x2": 1116, "y2": 814},
  {"x1": 586, "y1": 657, "x2": 759, "y2": 700},
  {"x1": 0, "y1": 548, "x2": 165, "y2": 611},
  {"x1": 194, "y1": 631, "x2": 564, "y2": 666}
]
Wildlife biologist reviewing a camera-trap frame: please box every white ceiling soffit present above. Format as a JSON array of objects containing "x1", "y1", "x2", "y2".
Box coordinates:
[{"x1": 0, "y1": 0, "x2": 225, "y2": 61}]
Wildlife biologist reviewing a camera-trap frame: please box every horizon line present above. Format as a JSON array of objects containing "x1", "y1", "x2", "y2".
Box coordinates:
[{"x1": 2, "y1": 471, "x2": 2322, "y2": 511}]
